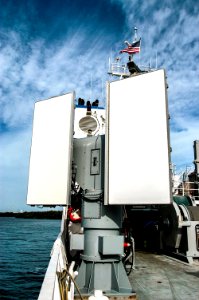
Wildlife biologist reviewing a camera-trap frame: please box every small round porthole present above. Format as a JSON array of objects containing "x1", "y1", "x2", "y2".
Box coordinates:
[{"x1": 79, "y1": 116, "x2": 98, "y2": 133}]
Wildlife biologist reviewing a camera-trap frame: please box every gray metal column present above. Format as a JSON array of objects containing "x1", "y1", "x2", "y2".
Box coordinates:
[{"x1": 73, "y1": 135, "x2": 133, "y2": 296}]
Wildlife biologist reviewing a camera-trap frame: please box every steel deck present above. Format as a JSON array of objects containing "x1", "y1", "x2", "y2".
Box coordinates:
[{"x1": 129, "y1": 251, "x2": 199, "y2": 300}]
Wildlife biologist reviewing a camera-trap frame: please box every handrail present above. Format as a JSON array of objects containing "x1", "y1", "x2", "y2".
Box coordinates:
[
  {"x1": 108, "y1": 62, "x2": 130, "y2": 77},
  {"x1": 173, "y1": 181, "x2": 199, "y2": 199}
]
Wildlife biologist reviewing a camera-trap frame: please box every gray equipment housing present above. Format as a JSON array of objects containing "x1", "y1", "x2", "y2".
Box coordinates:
[
  {"x1": 160, "y1": 201, "x2": 199, "y2": 263},
  {"x1": 73, "y1": 135, "x2": 105, "y2": 191},
  {"x1": 72, "y1": 135, "x2": 133, "y2": 295}
]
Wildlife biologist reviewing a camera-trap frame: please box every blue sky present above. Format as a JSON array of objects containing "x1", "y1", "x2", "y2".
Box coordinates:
[{"x1": 0, "y1": 0, "x2": 198, "y2": 211}]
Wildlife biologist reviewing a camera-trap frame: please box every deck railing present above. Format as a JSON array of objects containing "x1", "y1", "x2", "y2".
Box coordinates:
[
  {"x1": 108, "y1": 62, "x2": 130, "y2": 77},
  {"x1": 173, "y1": 181, "x2": 199, "y2": 205}
]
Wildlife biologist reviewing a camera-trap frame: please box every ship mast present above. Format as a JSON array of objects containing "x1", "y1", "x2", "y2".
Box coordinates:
[
  {"x1": 108, "y1": 27, "x2": 142, "y2": 77},
  {"x1": 133, "y1": 26, "x2": 138, "y2": 41},
  {"x1": 128, "y1": 26, "x2": 138, "y2": 62}
]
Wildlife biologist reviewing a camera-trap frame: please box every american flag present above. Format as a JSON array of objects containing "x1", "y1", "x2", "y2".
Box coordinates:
[{"x1": 120, "y1": 38, "x2": 141, "y2": 54}]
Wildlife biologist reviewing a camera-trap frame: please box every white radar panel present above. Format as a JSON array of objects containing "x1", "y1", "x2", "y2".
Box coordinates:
[
  {"x1": 27, "y1": 93, "x2": 74, "y2": 206},
  {"x1": 105, "y1": 70, "x2": 171, "y2": 205}
]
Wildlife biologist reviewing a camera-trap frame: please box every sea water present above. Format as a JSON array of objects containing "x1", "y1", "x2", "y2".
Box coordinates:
[{"x1": 0, "y1": 217, "x2": 60, "y2": 300}]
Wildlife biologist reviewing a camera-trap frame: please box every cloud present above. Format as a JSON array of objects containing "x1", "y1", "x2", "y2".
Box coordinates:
[
  {"x1": 112, "y1": 0, "x2": 199, "y2": 166},
  {"x1": 170, "y1": 118, "x2": 199, "y2": 168},
  {"x1": 0, "y1": 30, "x2": 110, "y2": 132},
  {"x1": 0, "y1": 0, "x2": 127, "y2": 133}
]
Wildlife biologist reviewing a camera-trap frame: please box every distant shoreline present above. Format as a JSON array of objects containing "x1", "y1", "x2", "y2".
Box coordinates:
[{"x1": 0, "y1": 211, "x2": 62, "y2": 219}]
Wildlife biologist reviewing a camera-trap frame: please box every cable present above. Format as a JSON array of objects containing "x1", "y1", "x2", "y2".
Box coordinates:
[
  {"x1": 64, "y1": 269, "x2": 83, "y2": 300},
  {"x1": 57, "y1": 270, "x2": 69, "y2": 300},
  {"x1": 57, "y1": 268, "x2": 83, "y2": 300}
]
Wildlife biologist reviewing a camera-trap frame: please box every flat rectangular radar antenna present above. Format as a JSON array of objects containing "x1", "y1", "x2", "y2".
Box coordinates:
[
  {"x1": 27, "y1": 93, "x2": 74, "y2": 206},
  {"x1": 105, "y1": 70, "x2": 171, "y2": 205}
]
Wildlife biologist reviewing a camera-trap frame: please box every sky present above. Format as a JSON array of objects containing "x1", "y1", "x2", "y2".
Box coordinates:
[{"x1": 0, "y1": 0, "x2": 198, "y2": 211}]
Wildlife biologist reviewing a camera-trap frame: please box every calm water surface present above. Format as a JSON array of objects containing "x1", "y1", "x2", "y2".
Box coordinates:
[{"x1": 0, "y1": 217, "x2": 60, "y2": 300}]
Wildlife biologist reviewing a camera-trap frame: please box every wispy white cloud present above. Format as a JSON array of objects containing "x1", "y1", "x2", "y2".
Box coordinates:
[
  {"x1": 112, "y1": 0, "x2": 199, "y2": 169},
  {"x1": 170, "y1": 118, "x2": 199, "y2": 167},
  {"x1": 0, "y1": 29, "x2": 109, "y2": 131}
]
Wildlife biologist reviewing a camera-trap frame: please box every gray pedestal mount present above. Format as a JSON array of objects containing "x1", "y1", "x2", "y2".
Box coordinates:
[{"x1": 72, "y1": 135, "x2": 133, "y2": 296}]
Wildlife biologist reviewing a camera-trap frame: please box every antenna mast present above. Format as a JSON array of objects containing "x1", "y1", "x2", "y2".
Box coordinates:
[{"x1": 133, "y1": 27, "x2": 138, "y2": 42}]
